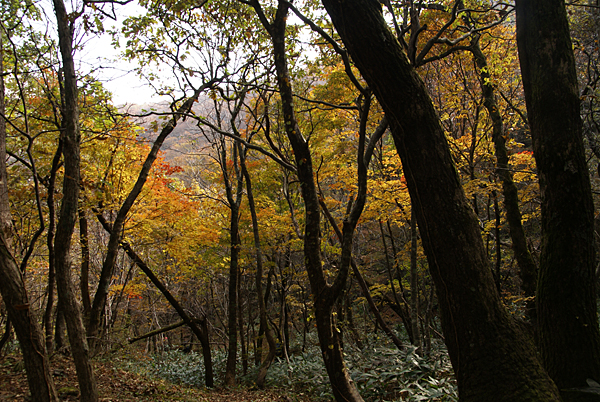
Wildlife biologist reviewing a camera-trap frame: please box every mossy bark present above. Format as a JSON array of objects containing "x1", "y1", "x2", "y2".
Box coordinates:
[
  {"x1": 320, "y1": 0, "x2": 561, "y2": 399},
  {"x1": 516, "y1": 1, "x2": 600, "y2": 399}
]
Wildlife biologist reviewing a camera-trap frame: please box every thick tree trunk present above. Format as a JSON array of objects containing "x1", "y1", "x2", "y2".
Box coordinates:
[
  {"x1": 52, "y1": 1, "x2": 98, "y2": 400},
  {"x1": 320, "y1": 0, "x2": 560, "y2": 400},
  {"x1": 516, "y1": 1, "x2": 600, "y2": 399}
]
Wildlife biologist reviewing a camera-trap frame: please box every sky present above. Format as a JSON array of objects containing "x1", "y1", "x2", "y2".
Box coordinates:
[{"x1": 77, "y1": 2, "x2": 166, "y2": 106}]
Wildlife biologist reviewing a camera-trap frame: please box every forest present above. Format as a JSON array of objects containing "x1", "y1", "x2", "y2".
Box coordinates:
[{"x1": 1, "y1": 0, "x2": 600, "y2": 401}]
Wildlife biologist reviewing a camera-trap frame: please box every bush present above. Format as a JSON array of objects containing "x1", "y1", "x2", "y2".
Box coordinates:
[{"x1": 120, "y1": 335, "x2": 457, "y2": 401}]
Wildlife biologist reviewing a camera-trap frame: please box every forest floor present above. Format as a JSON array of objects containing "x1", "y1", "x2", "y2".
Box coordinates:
[{"x1": 0, "y1": 352, "x2": 316, "y2": 402}]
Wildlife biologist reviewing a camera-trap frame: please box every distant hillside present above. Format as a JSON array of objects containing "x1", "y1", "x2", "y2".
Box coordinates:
[{"x1": 120, "y1": 99, "x2": 214, "y2": 167}]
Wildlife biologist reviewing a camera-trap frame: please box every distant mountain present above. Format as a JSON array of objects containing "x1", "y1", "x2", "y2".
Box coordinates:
[{"x1": 120, "y1": 99, "x2": 213, "y2": 166}]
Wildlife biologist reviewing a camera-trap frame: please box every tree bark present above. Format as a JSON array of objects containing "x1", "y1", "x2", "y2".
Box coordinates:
[
  {"x1": 320, "y1": 0, "x2": 560, "y2": 400},
  {"x1": 223, "y1": 141, "x2": 243, "y2": 387},
  {"x1": 52, "y1": 0, "x2": 98, "y2": 400},
  {"x1": 321, "y1": 200, "x2": 404, "y2": 351},
  {"x1": 129, "y1": 320, "x2": 188, "y2": 344},
  {"x1": 0, "y1": 34, "x2": 11, "y2": 246},
  {"x1": 43, "y1": 141, "x2": 62, "y2": 355},
  {"x1": 409, "y1": 211, "x2": 422, "y2": 353},
  {"x1": 516, "y1": 1, "x2": 600, "y2": 399},
  {"x1": 79, "y1": 209, "x2": 91, "y2": 317}
]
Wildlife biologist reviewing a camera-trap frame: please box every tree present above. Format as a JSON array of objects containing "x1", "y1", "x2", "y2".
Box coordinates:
[
  {"x1": 320, "y1": 0, "x2": 560, "y2": 399},
  {"x1": 51, "y1": 0, "x2": 99, "y2": 399},
  {"x1": 516, "y1": 0, "x2": 600, "y2": 398},
  {"x1": 248, "y1": 1, "x2": 368, "y2": 400}
]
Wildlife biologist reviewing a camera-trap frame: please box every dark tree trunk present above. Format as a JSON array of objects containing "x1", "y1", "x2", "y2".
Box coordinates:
[
  {"x1": 79, "y1": 209, "x2": 91, "y2": 317},
  {"x1": 0, "y1": 318, "x2": 11, "y2": 355},
  {"x1": 516, "y1": 1, "x2": 600, "y2": 398},
  {"x1": 44, "y1": 141, "x2": 62, "y2": 354},
  {"x1": 251, "y1": 2, "x2": 364, "y2": 400},
  {"x1": 320, "y1": 0, "x2": 560, "y2": 400},
  {"x1": 224, "y1": 204, "x2": 239, "y2": 386},
  {"x1": 51, "y1": 0, "x2": 98, "y2": 400},
  {"x1": 379, "y1": 221, "x2": 414, "y2": 342},
  {"x1": 409, "y1": 212, "x2": 422, "y2": 353},
  {"x1": 0, "y1": 37, "x2": 10, "y2": 245},
  {"x1": 54, "y1": 302, "x2": 67, "y2": 353},
  {"x1": 223, "y1": 141, "x2": 244, "y2": 387},
  {"x1": 321, "y1": 201, "x2": 404, "y2": 351},
  {"x1": 237, "y1": 273, "x2": 247, "y2": 376}
]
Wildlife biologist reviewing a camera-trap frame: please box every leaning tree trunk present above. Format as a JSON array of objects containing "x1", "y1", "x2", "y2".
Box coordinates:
[
  {"x1": 87, "y1": 86, "x2": 209, "y2": 347},
  {"x1": 516, "y1": 1, "x2": 600, "y2": 399},
  {"x1": 320, "y1": 0, "x2": 560, "y2": 400},
  {"x1": 95, "y1": 213, "x2": 214, "y2": 387},
  {"x1": 52, "y1": 0, "x2": 98, "y2": 400}
]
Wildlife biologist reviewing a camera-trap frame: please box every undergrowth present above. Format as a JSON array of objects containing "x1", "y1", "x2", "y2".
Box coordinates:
[{"x1": 118, "y1": 334, "x2": 457, "y2": 401}]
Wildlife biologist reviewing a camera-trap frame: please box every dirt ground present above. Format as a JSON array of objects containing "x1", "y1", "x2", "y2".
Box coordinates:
[{"x1": 0, "y1": 352, "x2": 315, "y2": 402}]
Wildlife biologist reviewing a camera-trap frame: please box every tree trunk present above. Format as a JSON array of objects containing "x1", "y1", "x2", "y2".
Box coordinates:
[
  {"x1": 44, "y1": 141, "x2": 63, "y2": 355},
  {"x1": 320, "y1": 1, "x2": 560, "y2": 400},
  {"x1": 0, "y1": 35, "x2": 11, "y2": 246},
  {"x1": 251, "y1": 2, "x2": 364, "y2": 400},
  {"x1": 52, "y1": 1, "x2": 98, "y2": 400},
  {"x1": 54, "y1": 302, "x2": 67, "y2": 353},
  {"x1": 95, "y1": 213, "x2": 214, "y2": 387},
  {"x1": 516, "y1": 1, "x2": 600, "y2": 399},
  {"x1": 469, "y1": 36, "x2": 538, "y2": 302},
  {"x1": 222, "y1": 140, "x2": 244, "y2": 387},
  {"x1": 237, "y1": 272, "x2": 247, "y2": 376},
  {"x1": 79, "y1": 209, "x2": 91, "y2": 317},
  {"x1": 241, "y1": 151, "x2": 277, "y2": 388},
  {"x1": 380, "y1": 220, "x2": 414, "y2": 341}
]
